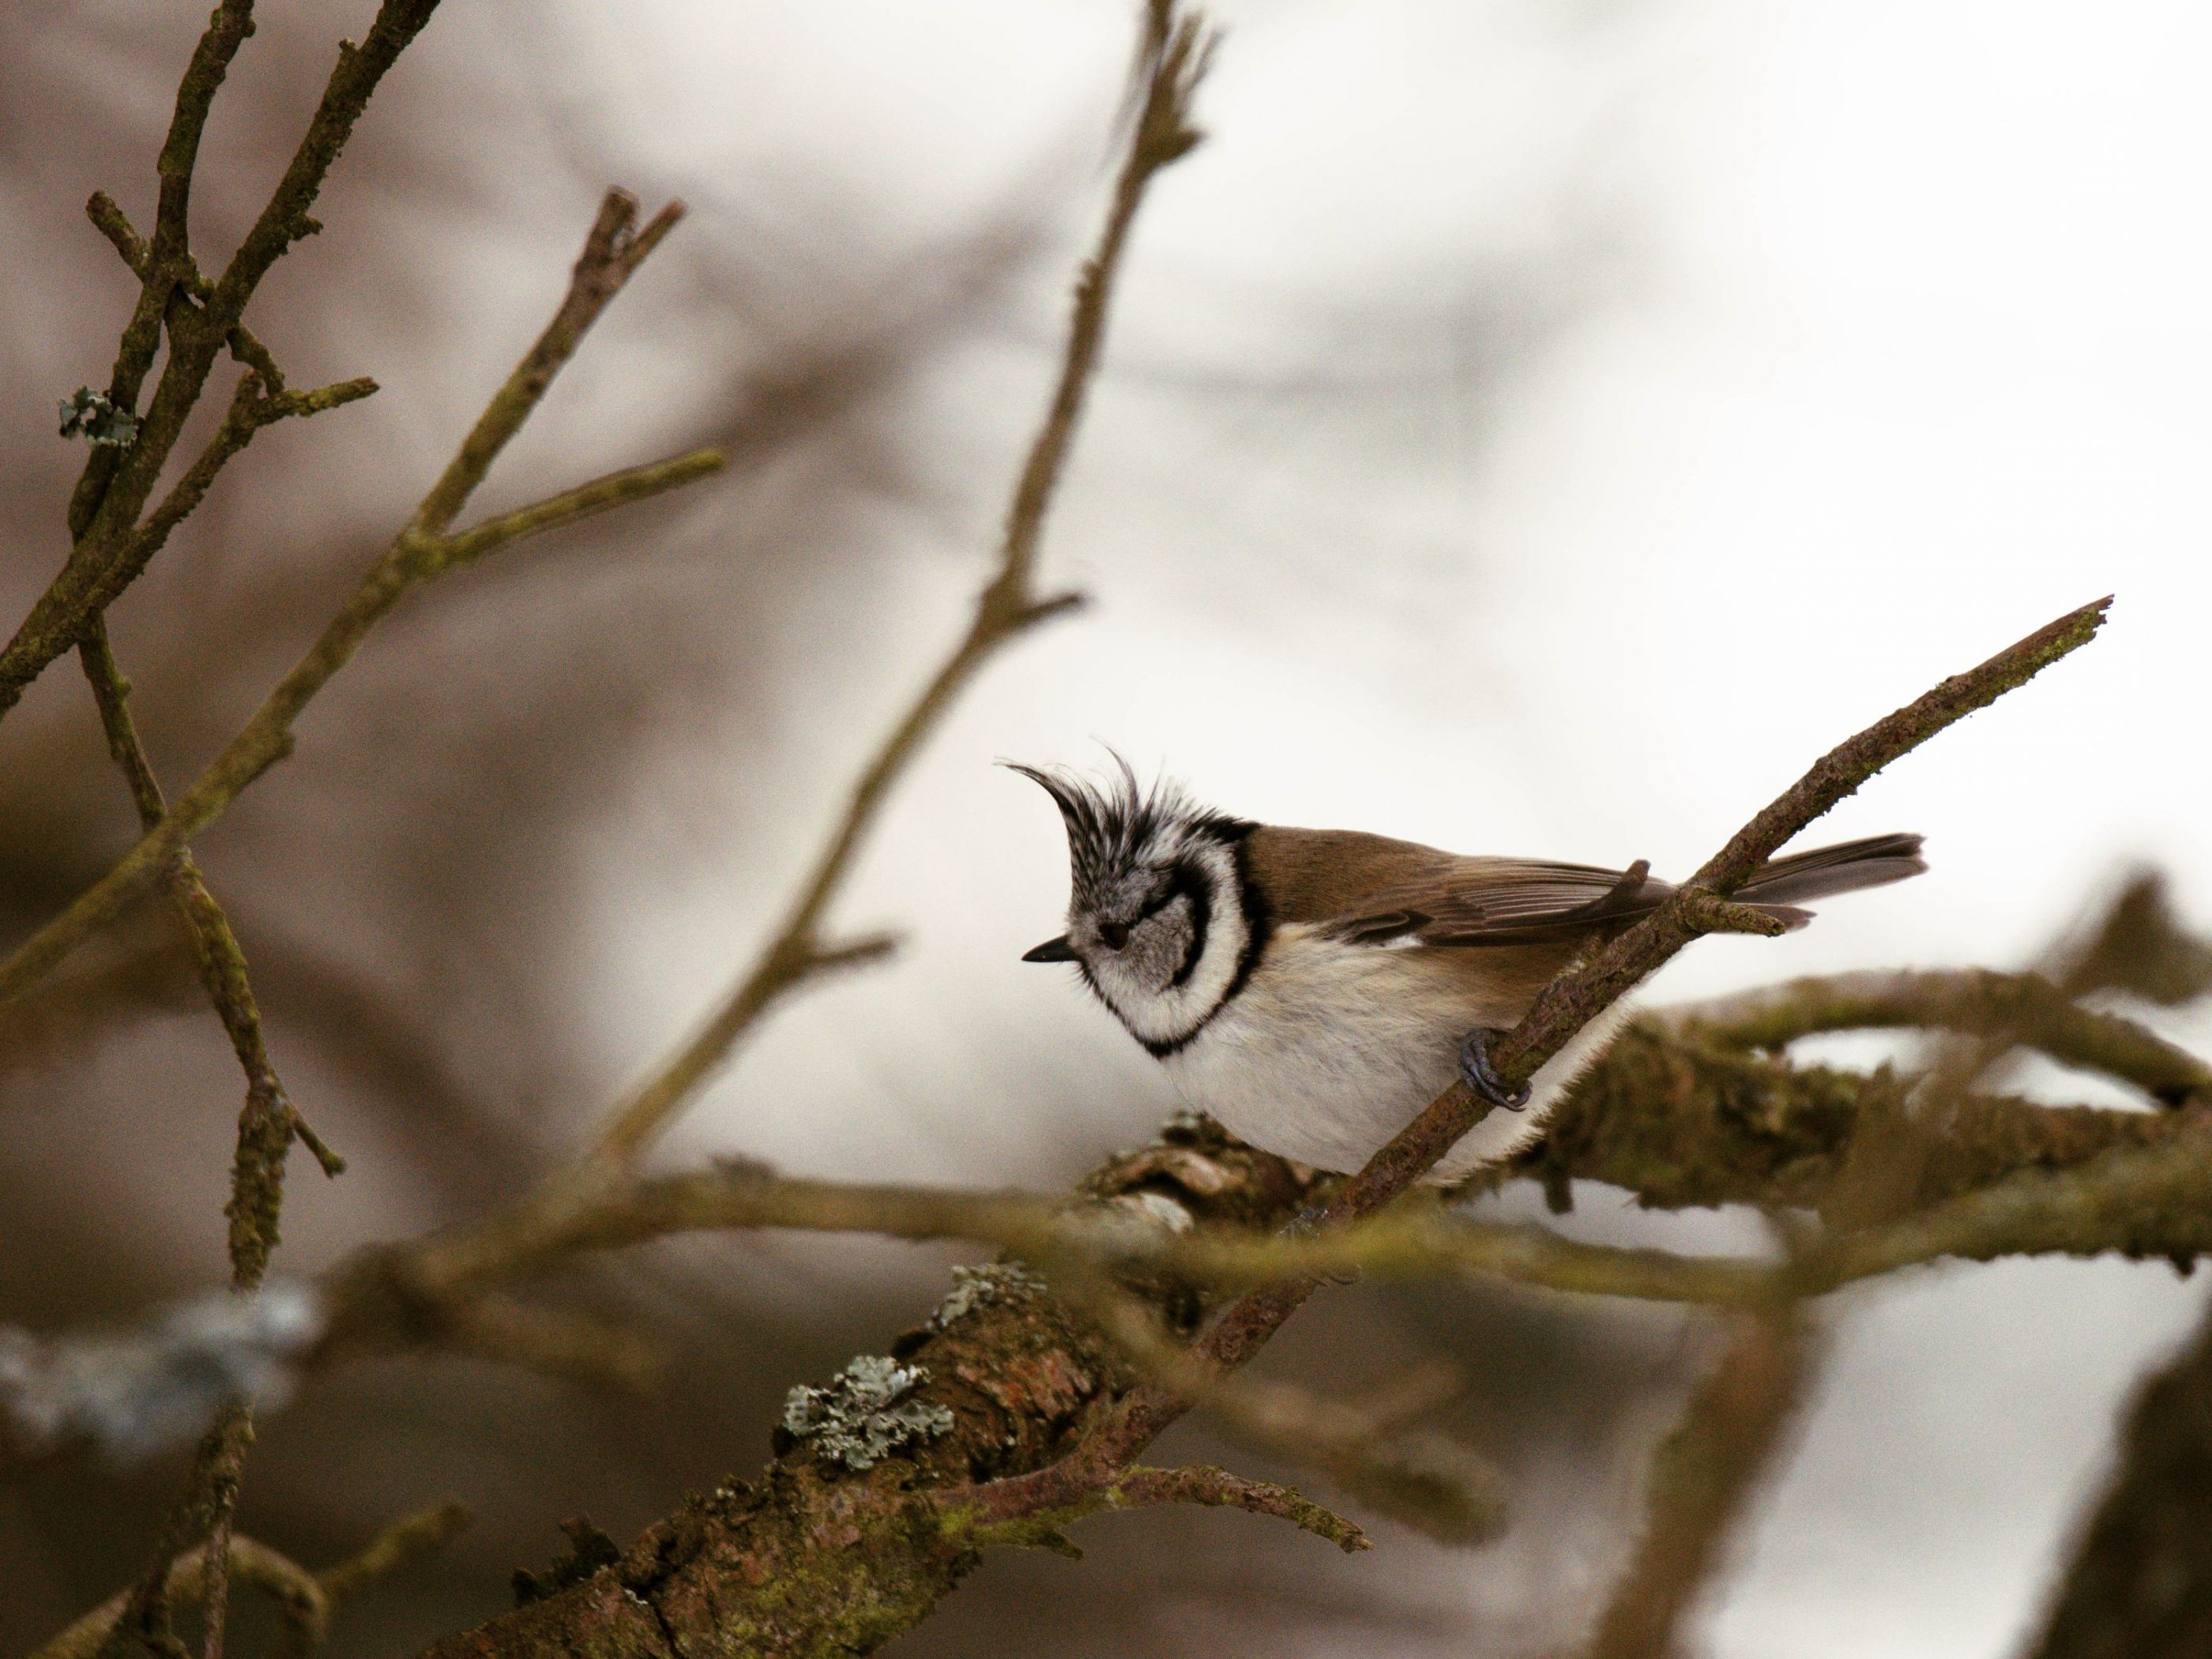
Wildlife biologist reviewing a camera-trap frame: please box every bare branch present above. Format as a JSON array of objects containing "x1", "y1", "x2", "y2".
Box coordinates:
[
  {"x1": 0, "y1": 192, "x2": 719, "y2": 1009},
  {"x1": 1828, "y1": 1123, "x2": 2212, "y2": 1279},
  {"x1": 79, "y1": 623, "x2": 342, "y2": 1290},
  {"x1": 428, "y1": 447, "x2": 726, "y2": 573},
  {"x1": 32, "y1": 1499, "x2": 470, "y2": 1659},
  {"x1": 2060, "y1": 873, "x2": 2212, "y2": 1007},
  {"x1": 954, "y1": 1463, "x2": 1370, "y2": 1556},
  {"x1": 2026, "y1": 1291, "x2": 2212, "y2": 1659},
  {"x1": 405, "y1": 190, "x2": 687, "y2": 540},
  {"x1": 36, "y1": 1533, "x2": 325, "y2": 1659},
  {"x1": 314, "y1": 1499, "x2": 474, "y2": 1603},
  {"x1": 584, "y1": 0, "x2": 1213, "y2": 1166},
  {"x1": 6, "y1": 0, "x2": 447, "y2": 719}
]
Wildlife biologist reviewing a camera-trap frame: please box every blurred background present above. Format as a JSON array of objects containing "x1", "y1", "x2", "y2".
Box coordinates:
[{"x1": 3, "y1": 1, "x2": 2210, "y2": 1653}]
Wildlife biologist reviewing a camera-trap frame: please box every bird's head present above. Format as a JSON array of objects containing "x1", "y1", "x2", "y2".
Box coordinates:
[{"x1": 1009, "y1": 758, "x2": 1261, "y2": 1054}]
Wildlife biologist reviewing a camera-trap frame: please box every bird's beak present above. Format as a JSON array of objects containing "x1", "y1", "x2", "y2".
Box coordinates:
[{"x1": 1021, "y1": 935, "x2": 1077, "y2": 963}]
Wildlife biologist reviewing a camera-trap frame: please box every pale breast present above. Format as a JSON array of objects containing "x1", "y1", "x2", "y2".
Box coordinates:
[{"x1": 1161, "y1": 925, "x2": 1608, "y2": 1183}]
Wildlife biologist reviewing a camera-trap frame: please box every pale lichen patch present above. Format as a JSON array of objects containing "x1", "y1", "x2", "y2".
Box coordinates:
[{"x1": 781, "y1": 1354, "x2": 955, "y2": 1472}]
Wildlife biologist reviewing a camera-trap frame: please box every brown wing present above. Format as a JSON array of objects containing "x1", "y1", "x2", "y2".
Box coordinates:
[
  {"x1": 1319, "y1": 856, "x2": 1676, "y2": 948},
  {"x1": 1246, "y1": 826, "x2": 1672, "y2": 948},
  {"x1": 1247, "y1": 826, "x2": 1919, "y2": 949}
]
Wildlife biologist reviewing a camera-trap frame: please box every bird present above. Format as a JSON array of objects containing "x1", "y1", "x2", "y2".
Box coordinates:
[{"x1": 1012, "y1": 759, "x2": 1924, "y2": 1185}]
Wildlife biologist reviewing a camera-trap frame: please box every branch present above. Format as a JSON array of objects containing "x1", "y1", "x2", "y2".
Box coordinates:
[
  {"x1": 1669, "y1": 968, "x2": 2212, "y2": 1106},
  {"x1": 38, "y1": 1532, "x2": 324, "y2": 1659},
  {"x1": 2026, "y1": 1290, "x2": 2212, "y2": 1659},
  {"x1": 73, "y1": 611, "x2": 318, "y2": 1659},
  {"x1": 32, "y1": 1500, "x2": 470, "y2": 1659},
  {"x1": 314, "y1": 1499, "x2": 475, "y2": 1602},
  {"x1": 428, "y1": 449, "x2": 727, "y2": 574},
  {"x1": 0, "y1": 191, "x2": 721, "y2": 1009},
  {"x1": 955, "y1": 1463, "x2": 1370, "y2": 1557},
  {"x1": 1503, "y1": 1018, "x2": 2191, "y2": 1215},
  {"x1": 1578, "y1": 1310, "x2": 1816, "y2": 1659},
  {"x1": 967, "y1": 597, "x2": 2109, "y2": 1522},
  {"x1": 581, "y1": 0, "x2": 1211, "y2": 1168},
  {"x1": 78, "y1": 622, "x2": 342, "y2": 1292},
  {"x1": 1826, "y1": 1123, "x2": 2212, "y2": 1279},
  {"x1": 2059, "y1": 873, "x2": 2212, "y2": 1008},
  {"x1": 11, "y1": 1029, "x2": 2178, "y2": 1480},
  {"x1": 6, "y1": 0, "x2": 446, "y2": 720},
  {"x1": 58, "y1": 2, "x2": 258, "y2": 550}
]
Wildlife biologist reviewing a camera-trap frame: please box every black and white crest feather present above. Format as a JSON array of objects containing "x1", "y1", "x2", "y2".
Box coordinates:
[{"x1": 1004, "y1": 756, "x2": 1249, "y2": 903}]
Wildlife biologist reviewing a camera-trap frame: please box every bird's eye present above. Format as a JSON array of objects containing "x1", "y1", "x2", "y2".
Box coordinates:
[{"x1": 1098, "y1": 920, "x2": 1130, "y2": 951}]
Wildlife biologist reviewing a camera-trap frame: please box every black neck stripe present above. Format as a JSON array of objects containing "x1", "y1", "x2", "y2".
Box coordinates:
[
  {"x1": 1143, "y1": 822, "x2": 1270, "y2": 1059},
  {"x1": 1167, "y1": 863, "x2": 1212, "y2": 989}
]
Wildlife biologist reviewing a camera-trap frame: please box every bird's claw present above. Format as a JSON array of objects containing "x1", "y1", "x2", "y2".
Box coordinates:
[{"x1": 1458, "y1": 1027, "x2": 1531, "y2": 1112}]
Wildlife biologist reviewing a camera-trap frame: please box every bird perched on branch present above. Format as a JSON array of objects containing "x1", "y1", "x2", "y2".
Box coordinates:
[{"x1": 1014, "y1": 760, "x2": 1924, "y2": 1184}]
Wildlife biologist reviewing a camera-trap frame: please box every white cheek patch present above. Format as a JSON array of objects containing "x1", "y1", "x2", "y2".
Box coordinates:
[{"x1": 1097, "y1": 837, "x2": 1247, "y2": 1050}]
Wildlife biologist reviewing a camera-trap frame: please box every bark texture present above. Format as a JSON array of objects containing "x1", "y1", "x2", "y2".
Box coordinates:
[{"x1": 410, "y1": 1026, "x2": 2165, "y2": 1657}]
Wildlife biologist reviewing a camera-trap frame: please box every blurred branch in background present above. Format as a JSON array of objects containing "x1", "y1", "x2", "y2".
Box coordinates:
[
  {"x1": 32, "y1": 1503, "x2": 472, "y2": 1659},
  {"x1": 2028, "y1": 1293, "x2": 2212, "y2": 1659},
  {"x1": 1579, "y1": 1308, "x2": 1816, "y2": 1659}
]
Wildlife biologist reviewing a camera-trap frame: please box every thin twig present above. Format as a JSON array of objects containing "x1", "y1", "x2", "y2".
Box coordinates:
[
  {"x1": 314, "y1": 1499, "x2": 474, "y2": 1602},
  {"x1": 36, "y1": 1533, "x2": 323, "y2": 1659},
  {"x1": 0, "y1": 192, "x2": 721, "y2": 1009},
  {"x1": 91, "y1": 1408, "x2": 252, "y2": 1659},
  {"x1": 585, "y1": 0, "x2": 1209, "y2": 1165},
  {"x1": 34, "y1": 1499, "x2": 469, "y2": 1659},
  {"x1": 952, "y1": 1463, "x2": 1369, "y2": 1556},
  {"x1": 79, "y1": 622, "x2": 342, "y2": 1288},
  {"x1": 6, "y1": 0, "x2": 446, "y2": 720}
]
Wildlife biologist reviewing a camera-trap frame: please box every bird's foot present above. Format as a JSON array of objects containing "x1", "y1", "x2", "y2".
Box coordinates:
[{"x1": 1458, "y1": 1027, "x2": 1532, "y2": 1112}]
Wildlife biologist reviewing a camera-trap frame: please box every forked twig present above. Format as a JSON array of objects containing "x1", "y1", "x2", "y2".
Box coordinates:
[
  {"x1": 5, "y1": 0, "x2": 446, "y2": 720},
  {"x1": 0, "y1": 194, "x2": 722, "y2": 1010}
]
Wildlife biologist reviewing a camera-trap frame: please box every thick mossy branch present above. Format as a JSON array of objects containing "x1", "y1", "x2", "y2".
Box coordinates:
[
  {"x1": 1668, "y1": 968, "x2": 2212, "y2": 1106},
  {"x1": 408, "y1": 1125, "x2": 1319, "y2": 1659}
]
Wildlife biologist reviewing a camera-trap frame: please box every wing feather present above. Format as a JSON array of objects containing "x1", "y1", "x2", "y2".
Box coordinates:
[{"x1": 1244, "y1": 825, "x2": 1920, "y2": 952}]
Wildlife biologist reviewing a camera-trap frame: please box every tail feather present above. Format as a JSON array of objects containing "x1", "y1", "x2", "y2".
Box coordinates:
[{"x1": 1735, "y1": 833, "x2": 1928, "y2": 908}]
